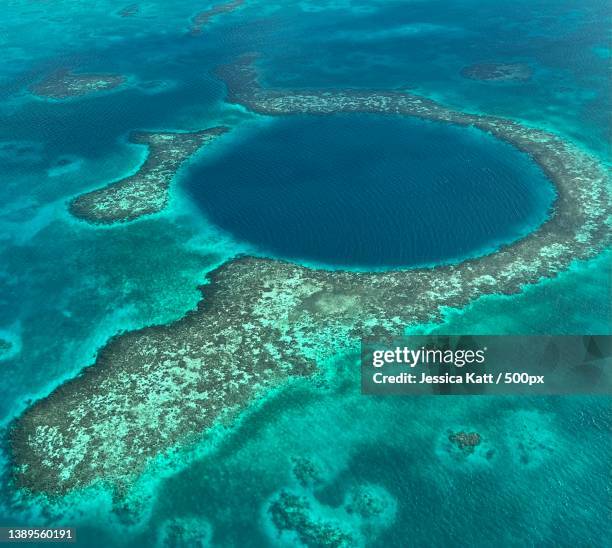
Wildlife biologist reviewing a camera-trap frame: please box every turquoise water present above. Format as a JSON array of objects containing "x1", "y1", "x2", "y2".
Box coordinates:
[{"x1": 0, "y1": 1, "x2": 610, "y2": 546}]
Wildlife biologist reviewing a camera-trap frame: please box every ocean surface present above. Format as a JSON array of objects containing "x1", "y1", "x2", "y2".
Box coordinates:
[
  {"x1": 186, "y1": 114, "x2": 554, "y2": 268},
  {"x1": 0, "y1": 1, "x2": 610, "y2": 546}
]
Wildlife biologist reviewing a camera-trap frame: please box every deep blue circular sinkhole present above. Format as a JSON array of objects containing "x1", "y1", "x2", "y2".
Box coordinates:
[{"x1": 185, "y1": 114, "x2": 555, "y2": 269}]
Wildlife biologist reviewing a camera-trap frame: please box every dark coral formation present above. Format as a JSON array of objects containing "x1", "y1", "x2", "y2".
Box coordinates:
[
  {"x1": 449, "y1": 431, "x2": 482, "y2": 454},
  {"x1": 30, "y1": 70, "x2": 126, "y2": 100},
  {"x1": 118, "y1": 4, "x2": 139, "y2": 18},
  {"x1": 461, "y1": 63, "x2": 532, "y2": 82},
  {"x1": 189, "y1": 0, "x2": 245, "y2": 35},
  {"x1": 9, "y1": 56, "x2": 610, "y2": 497},
  {"x1": 69, "y1": 128, "x2": 228, "y2": 224},
  {"x1": 269, "y1": 491, "x2": 354, "y2": 548},
  {"x1": 268, "y1": 481, "x2": 395, "y2": 546},
  {"x1": 291, "y1": 456, "x2": 321, "y2": 487},
  {"x1": 0, "y1": 338, "x2": 13, "y2": 356},
  {"x1": 345, "y1": 485, "x2": 390, "y2": 518},
  {"x1": 0, "y1": 141, "x2": 43, "y2": 163},
  {"x1": 506, "y1": 410, "x2": 557, "y2": 468},
  {"x1": 156, "y1": 516, "x2": 212, "y2": 547}
]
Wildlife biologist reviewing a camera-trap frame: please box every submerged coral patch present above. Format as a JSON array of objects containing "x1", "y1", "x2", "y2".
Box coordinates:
[
  {"x1": 461, "y1": 63, "x2": 532, "y2": 82},
  {"x1": 30, "y1": 70, "x2": 126, "y2": 100},
  {"x1": 156, "y1": 516, "x2": 212, "y2": 547},
  {"x1": 448, "y1": 431, "x2": 482, "y2": 454},
  {"x1": 189, "y1": 0, "x2": 245, "y2": 35},
  {"x1": 0, "y1": 338, "x2": 13, "y2": 356},
  {"x1": 69, "y1": 128, "x2": 228, "y2": 224},
  {"x1": 266, "y1": 482, "x2": 396, "y2": 547},
  {"x1": 268, "y1": 490, "x2": 355, "y2": 547}
]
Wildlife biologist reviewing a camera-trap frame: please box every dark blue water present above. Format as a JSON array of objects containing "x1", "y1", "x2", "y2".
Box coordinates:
[{"x1": 186, "y1": 114, "x2": 555, "y2": 268}]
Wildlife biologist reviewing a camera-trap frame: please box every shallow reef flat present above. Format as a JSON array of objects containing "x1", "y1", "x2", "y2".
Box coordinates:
[
  {"x1": 189, "y1": 0, "x2": 245, "y2": 35},
  {"x1": 9, "y1": 57, "x2": 611, "y2": 497},
  {"x1": 69, "y1": 128, "x2": 228, "y2": 224},
  {"x1": 10, "y1": 257, "x2": 320, "y2": 495},
  {"x1": 30, "y1": 69, "x2": 126, "y2": 100}
]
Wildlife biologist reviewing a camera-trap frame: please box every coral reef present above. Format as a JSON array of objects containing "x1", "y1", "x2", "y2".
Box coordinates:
[
  {"x1": 69, "y1": 128, "x2": 228, "y2": 224},
  {"x1": 345, "y1": 484, "x2": 395, "y2": 520},
  {"x1": 9, "y1": 56, "x2": 610, "y2": 497},
  {"x1": 118, "y1": 4, "x2": 139, "y2": 18},
  {"x1": 30, "y1": 70, "x2": 126, "y2": 100},
  {"x1": 156, "y1": 516, "x2": 212, "y2": 547},
  {"x1": 461, "y1": 63, "x2": 532, "y2": 82},
  {"x1": 189, "y1": 0, "x2": 245, "y2": 35},
  {"x1": 269, "y1": 491, "x2": 354, "y2": 548},
  {"x1": 448, "y1": 431, "x2": 482, "y2": 454},
  {"x1": 267, "y1": 480, "x2": 396, "y2": 546},
  {"x1": 291, "y1": 456, "x2": 322, "y2": 487},
  {"x1": 0, "y1": 338, "x2": 13, "y2": 356}
]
